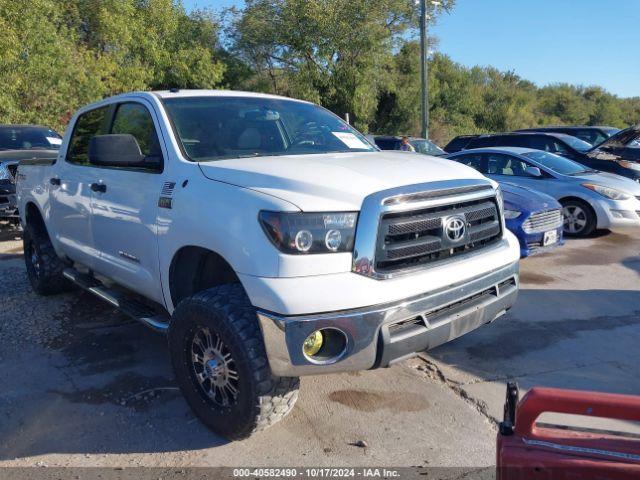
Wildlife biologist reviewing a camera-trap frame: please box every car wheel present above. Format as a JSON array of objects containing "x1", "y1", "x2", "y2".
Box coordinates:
[
  {"x1": 561, "y1": 199, "x2": 596, "y2": 237},
  {"x1": 23, "y1": 223, "x2": 72, "y2": 295},
  {"x1": 168, "y1": 283, "x2": 299, "y2": 440}
]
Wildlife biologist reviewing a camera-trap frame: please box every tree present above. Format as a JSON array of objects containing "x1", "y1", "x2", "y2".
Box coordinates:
[{"x1": 228, "y1": 0, "x2": 454, "y2": 131}]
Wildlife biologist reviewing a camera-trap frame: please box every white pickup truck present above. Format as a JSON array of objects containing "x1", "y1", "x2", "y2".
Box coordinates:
[{"x1": 17, "y1": 90, "x2": 520, "y2": 439}]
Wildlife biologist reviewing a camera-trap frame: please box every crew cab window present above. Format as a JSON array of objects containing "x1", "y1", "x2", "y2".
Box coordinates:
[
  {"x1": 66, "y1": 106, "x2": 110, "y2": 165},
  {"x1": 485, "y1": 153, "x2": 530, "y2": 176},
  {"x1": 111, "y1": 103, "x2": 162, "y2": 165}
]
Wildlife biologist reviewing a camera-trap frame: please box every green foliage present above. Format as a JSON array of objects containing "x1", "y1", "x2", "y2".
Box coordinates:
[
  {"x1": 0, "y1": 0, "x2": 226, "y2": 132},
  {"x1": 374, "y1": 47, "x2": 639, "y2": 145},
  {"x1": 229, "y1": 0, "x2": 454, "y2": 132},
  {"x1": 0, "y1": 0, "x2": 637, "y2": 142}
]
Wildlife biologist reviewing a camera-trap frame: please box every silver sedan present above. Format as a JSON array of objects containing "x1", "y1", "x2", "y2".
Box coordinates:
[{"x1": 447, "y1": 147, "x2": 640, "y2": 237}]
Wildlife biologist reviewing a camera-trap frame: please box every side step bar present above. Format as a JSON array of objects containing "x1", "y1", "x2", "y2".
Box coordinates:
[{"x1": 63, "y1": 268, "x2": 170, "y2": 333}]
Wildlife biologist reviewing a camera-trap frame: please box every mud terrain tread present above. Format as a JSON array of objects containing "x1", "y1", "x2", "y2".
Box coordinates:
[
  {"x1": 23, "y1": 223, "x2": 71, "y2": 295},
  {"x1": 169, "y1": 283, "x2": 299, "y2": 440}
]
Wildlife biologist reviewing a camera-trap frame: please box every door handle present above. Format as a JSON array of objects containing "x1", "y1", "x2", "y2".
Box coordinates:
[
  {"x1": 90, "y1": 183, "x2": 107, "y2": 193},
  {"x1": 50, "y1": 177, "x2": 61, "y2": 186}
]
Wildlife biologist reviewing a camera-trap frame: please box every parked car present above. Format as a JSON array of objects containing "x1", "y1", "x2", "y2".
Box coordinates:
[
  {"x1": 500, "y1": 182, "x2": 564, "y2": 257},
  {"x1": 515, "y1": 126, "x2": 620, "y2": 146},
  {"x1": 447, "y1": 147, "x2": 640, "y2": 237},
  {"x1": 0, "y1": 125, "x2": 61, "y2": 224},
  {"x1": 370, "y1": 135, "x2": 445, "y2": 156},
  {"x1": 459, "y1": 132, "x2": 640, "y2": 182},
  {"x1": 17, "y1": 90, "x2": 520, "y2": 439},
  {"x1": 444, "y1": 134, "x2": 481, "y2": 153}
]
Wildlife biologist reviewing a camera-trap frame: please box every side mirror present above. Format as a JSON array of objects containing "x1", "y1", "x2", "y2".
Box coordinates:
[
  {"x1": 525, "y1": 166, "x2": 542, "y2": 177},
  {"x1": 89, "y1": 134, "x2": 146, "y2": 168}
]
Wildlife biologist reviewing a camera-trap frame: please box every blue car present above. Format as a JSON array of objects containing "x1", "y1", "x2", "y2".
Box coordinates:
[{"x1": 500, "y1": 182, "x2": 565, "y2": 257}]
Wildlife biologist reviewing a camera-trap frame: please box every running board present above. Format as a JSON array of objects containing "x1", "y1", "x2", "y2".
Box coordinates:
[{"x1": 63, "y1": 268, "x2": 170, "y2": 333}]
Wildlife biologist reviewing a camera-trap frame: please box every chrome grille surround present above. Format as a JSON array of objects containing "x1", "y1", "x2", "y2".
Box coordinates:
[
  {"x1": 522, "y1": 209, "x2": 563, "y2": 234},
  {"x1": 352, "y1": 179, "x2": 504, "y2": 279}
]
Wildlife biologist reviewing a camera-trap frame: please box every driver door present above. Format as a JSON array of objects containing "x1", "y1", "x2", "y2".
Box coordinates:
[{"x1": 88, "y1": 101, "x2": 166, "y2": 304}]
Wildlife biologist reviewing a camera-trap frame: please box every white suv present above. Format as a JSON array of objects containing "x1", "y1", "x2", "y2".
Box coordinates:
[{"x1": 17, "y1": 90, "x2": 520, "y2": 439}]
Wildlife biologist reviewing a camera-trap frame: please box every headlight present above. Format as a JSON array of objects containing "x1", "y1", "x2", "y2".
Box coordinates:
[
  {"x1": 0, "y1": 164, "x2": 10, "y2": 181},
  {"x1": 617, "y1": 160, "x2": 640, "y2": 171},
  {"x1": 495, "y1": 186, "x2": 504, "y2": 212},
  {"x1": 582, "y1": 183, "x2": 631, "y2": 201},
  {"x1": 503, "y1": 209, "x2": 522, "y2": 219},
  {"x1": 259, "y1": 211, "x2": 358, "y2": 254}
]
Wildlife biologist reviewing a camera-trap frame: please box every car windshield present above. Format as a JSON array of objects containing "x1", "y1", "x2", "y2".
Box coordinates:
[
  {"x1": 0, "y1": 126, "x2": 62, "y2": 150},
  {"x1": 522, "y1": 150, "x2": 593, "y2": 175},
  {"x1": 162, "y1": 96, "x2": 376, "y2": 161},
  {"x1": 559, "y1": 135, "x2": 592, "y2": 153},
  {"x1": 411, "y1": 139, "x2": 445, "y2": 156}
]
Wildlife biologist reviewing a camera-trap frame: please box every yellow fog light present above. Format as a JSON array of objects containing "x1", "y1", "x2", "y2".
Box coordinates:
[{"x1": 303, "y1": 330, "x2": 324, "y2": 357}]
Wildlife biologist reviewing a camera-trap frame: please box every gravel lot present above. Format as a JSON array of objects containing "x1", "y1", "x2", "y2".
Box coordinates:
[{"x1": 0, "y1": 224, "x2": 638, "y2": 470}]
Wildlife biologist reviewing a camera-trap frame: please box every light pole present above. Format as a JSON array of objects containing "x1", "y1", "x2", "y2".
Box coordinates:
[{"x1": 419, "y1": 0, "x2": 429, "y2": 140}]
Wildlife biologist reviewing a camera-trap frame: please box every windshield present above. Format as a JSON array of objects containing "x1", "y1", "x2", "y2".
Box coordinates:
[
  {"x1": 411, "y1": 139, "x2": 445, "y2": 156},
  {"x1": 162, "y1": 96, "x2": 376, "y2": 161},
  {"x1": 559, "y1": 135, "x2": 592, "y2": 153},
  {"x1": 0, "y1": 126, "x2": 62, "y2": 150},
  {"x1": 522, "y1": 150, "x2": 592, "y2": 175}
]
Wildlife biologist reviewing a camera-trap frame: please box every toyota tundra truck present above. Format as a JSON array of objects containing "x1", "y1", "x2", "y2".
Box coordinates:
[{"x1": 17, "y1": 90, "x2": 520, "y2": 439}]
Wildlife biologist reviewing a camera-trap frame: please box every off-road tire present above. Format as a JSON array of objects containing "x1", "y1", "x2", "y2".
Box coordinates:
[
  {"x1": 561, "y1": 198, "x2": 596, "y2": 237},
  {"x1": 168, "y1": 283, "x2": 299, "y2": 440},
  {"x1": 23, "y1": 222, "x2": 71, "y2": 295}
]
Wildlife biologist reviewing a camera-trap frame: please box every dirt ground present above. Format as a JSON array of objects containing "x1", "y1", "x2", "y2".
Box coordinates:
[{"x1": 0, "y1": 223, "x2": 638, "y2": 471}]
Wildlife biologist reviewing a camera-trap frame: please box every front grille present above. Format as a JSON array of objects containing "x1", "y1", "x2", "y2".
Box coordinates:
[
  {"x1": 375, "y1": 196, "x2": 502, "y2": 272},
  {"x1": 522, "y1": 209, "x2": 563, "y2": 234}
]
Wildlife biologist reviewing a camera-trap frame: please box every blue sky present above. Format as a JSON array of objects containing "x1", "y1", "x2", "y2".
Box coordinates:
[{"x1": 185, "y1": 0, "x2": 640, "y2": 98}]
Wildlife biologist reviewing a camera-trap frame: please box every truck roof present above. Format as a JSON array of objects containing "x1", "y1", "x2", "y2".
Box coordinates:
[{"x1": 150, "y1": 89, "x2": 311, "y2": 104}]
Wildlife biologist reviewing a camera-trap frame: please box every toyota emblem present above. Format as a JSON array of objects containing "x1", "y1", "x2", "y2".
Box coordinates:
[{"x1": 444, "y1": 216, "x2": 466, "y2": 242}]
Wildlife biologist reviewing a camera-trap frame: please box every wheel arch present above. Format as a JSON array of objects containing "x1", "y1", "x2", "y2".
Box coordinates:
[
  {"x1": 24, "y1": 201, "x2": 47, "y2": 235},
  {"x1": 558, "y1": 196, "x2": 597, "y2": 217},
  {"x1": 168, "y1": 246, "x2": 242, "y2": 309}
]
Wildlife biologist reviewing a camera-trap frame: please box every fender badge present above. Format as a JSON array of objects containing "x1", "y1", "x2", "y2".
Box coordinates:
[{"x1": 158, "y1": 197, "x2": 173, "y2": 209}]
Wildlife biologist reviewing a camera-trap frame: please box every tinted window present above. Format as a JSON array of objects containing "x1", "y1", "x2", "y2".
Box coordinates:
[
  {"x1": 444, "y1": 136, "x2": 476, "y2": 152},
  {"x1": 375, "y1": 138, "x2": 401, "y2": 150},
  {"x1": 526, "y1": 135, "x2": 562, "y2": 153},
  {"x1": 454, "y1": 153, "x2": 485, "y2": 173},
  {"x1": 485, "y1": 153, "x2": 530, "y2": 176},
  {"x1": 558, "y1": 135, "x2": 592, "y2": 152},
  {"x1": 67, "y1": 106, "x2": 110, "y2": 165},
  {"x1": 468, "y1": 136, "x2": 498, "y2": 148},
  {"x1": 163, "y1": 97, "x2": 375, "y2": 161},
  {"x1": 111, "y1": 103, "x2": 162, "y2": 164},
  {"x1": 573, "y1": 129, "x2": 604, "y2": 146},
  {"x1": 0, "y1": 126, "x2": 62, "y2": 151}
]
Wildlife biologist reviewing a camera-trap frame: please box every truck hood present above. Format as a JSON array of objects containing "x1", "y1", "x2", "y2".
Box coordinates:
[{"x1": 198, "y1": 152, "x2": 490, "y2": 211}]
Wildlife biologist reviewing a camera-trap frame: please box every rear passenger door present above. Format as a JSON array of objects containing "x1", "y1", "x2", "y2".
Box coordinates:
[
  {"x1": 89, "y1": 101, "x2": 166, "y2": 304},
  {"x1": 50, "y1": 105, "x2": 111, "y2": 269}
]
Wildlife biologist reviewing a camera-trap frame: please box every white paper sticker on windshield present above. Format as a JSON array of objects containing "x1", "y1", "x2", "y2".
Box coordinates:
[
  {"x1": 332, "y1": 132, "x2": 369, "y2": 149},
  {"x1": 46, "y1": 137, "x2": 62, "y2": 145}
]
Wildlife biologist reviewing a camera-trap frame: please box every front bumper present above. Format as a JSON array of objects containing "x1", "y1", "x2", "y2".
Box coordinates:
[
  {"x1": 512, "y1": 226, "x2": 564, "y2": 258},
  {"x1": 257, "y1": 261, "x2": 519, "y2": 376},
  {"x1": 592, "y1": 197, "x2": 640, "y2": 231}
]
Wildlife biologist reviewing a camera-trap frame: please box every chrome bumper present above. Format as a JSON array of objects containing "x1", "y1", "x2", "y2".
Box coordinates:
[{"x1": 257, "y1": 261, "x2": 519, "y2": 377}]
